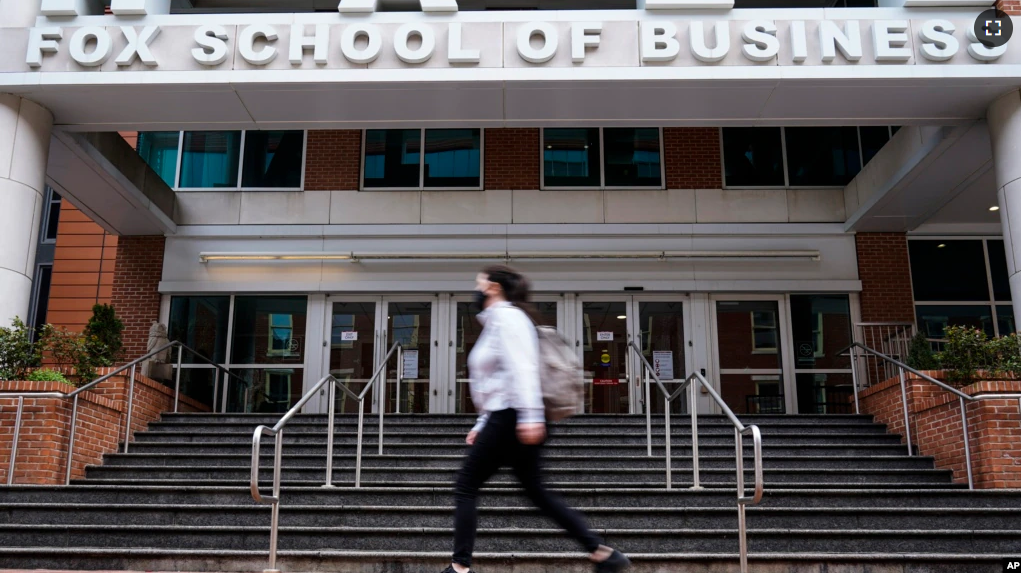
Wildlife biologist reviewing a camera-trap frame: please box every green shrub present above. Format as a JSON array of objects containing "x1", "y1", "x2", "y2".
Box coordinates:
[
  {"x1": 988, "y1": 333, "x2": 1021, "y2": 379},
  {"x1": 83, "y1": 304, "x2": 123, "y2": 366},
  {"x1": 27, "y1": 368, "x2": 70, "y2": 384},
  {"x1": 38, "y1": 326, "x2": 108, "y2": 387},
  {"x1": 906, "y1": 331, "x2": 939, "y2": 371},
  {"x1": 0, "y1": 317, "x2": 42, "y2": 381},
  {"x1": 936, "y1": 326, "x2": 989, "y2": 385}
]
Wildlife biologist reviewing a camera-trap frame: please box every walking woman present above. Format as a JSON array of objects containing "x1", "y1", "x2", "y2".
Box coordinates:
[{"x1": 441, "y1": 265, "x2": 630, "y2": 573}]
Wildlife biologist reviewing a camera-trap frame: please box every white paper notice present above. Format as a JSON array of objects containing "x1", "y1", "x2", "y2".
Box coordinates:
[
  {"x1": 402, "y1": 349, "x2": 419, "y2": 379},
  {"x1": 597, "y1": 331, "x2": 614, "y2": 342},
  {"x1": 653, "y1": 350, "x2": 674, "y2": 380},
  {"x1": 341, "y1": 331, "x2": 358, "y2": 341}
]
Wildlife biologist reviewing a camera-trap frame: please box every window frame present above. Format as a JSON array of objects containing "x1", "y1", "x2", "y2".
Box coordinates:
[
  {"x1": 171, "y1": 130, "x2": 307, "y2": 192},
  {"x1": 359, "y1": 128, "x2": 485, "y2": 191},
  {"x1": 266, "y1": 313, "x2": 296, "y2": 357},
  {"x1": 540, "y1": 127, "x2": 666, "y2": 191},
  {"x1": 909, "y1": 236, "x2": 1013, "y2": 339},
  {"x1": 720, "y1": 126, "x2": 893, "y2": 190},
  {"x1": 750, "y1": 310, "x2": 779, "y2": 354}
]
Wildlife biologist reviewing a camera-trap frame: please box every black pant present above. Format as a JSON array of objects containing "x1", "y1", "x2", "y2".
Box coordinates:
[{"x1": 452, "y1": 409, "x2": 604, "y2": 567}]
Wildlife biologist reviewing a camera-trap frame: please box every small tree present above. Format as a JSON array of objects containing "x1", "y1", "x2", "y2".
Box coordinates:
[
  {"x1": 0, "y1": 317, "x2": 42, "y2": 381},
  {"x1": 936, "y1": 326, "x2": 989, "y2": 386},
  {"x1": 84, "y1": 304, "x2": 123, "y2": 366},
  {"x1": 39, "y1": 325, "x2": 107, "y2": 386},
  {"x1": 906, "y1": 331, "x2": 939, "y2": 371},
  {"x1": 988, "y1": 333, "x2": 1021, "y2": 379}
]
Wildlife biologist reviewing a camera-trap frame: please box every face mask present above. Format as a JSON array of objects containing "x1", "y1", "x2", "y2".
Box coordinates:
[{"x1": 474, "y1": 290, "x2": 488, "y2": 309}]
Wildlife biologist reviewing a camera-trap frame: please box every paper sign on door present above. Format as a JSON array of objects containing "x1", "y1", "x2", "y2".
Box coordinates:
[
  {"x1": 597, "y1": 332, "x2": 614, "y2": 342},
  {"x1": 341, "y1": 331, "x2": 358, "y2": 341},
  {"x1": 653, "y1": 350, "x2": 674, "y2": 380},
  {"x1": 402, "y1": 349, "x2": 419, "y2": 380}
]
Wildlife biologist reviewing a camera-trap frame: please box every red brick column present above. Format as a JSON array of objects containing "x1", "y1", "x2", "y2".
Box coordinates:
[
  {"x1": 484, "y1": 128, "x2": 540, "y2": 190},
  {"x1": 111, "y1": 236, "x2": 165, "y2": 361},
  {"x1": 855, "y1": 233, "x2": 916, "y2": 324},
  {"x1": 305, "y1": 130, "x2": 362, "y2": 191},
  {"x1": 664, "y1": 127, "x2": 722, "y2": 189}
]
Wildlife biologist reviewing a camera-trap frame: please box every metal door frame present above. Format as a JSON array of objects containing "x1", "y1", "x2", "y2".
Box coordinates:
[{"x1": 628, "y1": 295, "x2": 693, "y2": 414}]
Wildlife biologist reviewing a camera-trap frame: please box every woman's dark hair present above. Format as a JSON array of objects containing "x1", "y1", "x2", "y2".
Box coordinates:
[{"x1": 482, "y1": 265, "x2": 537, "y2": 320}]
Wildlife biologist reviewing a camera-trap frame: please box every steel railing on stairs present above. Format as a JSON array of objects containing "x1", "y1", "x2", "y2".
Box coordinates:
[
  {"x1": 250, "y1": 342, "x2": 402, "y2": 573},
  {"x1": 0, "y1": 340, "x2": 247, "y2": 485},
  {"x1": 626, "y1": 342, "x2": 764, "y2": 573},
  {"x1": 843, "y1": 341, "x2": 1021, "y2": 490}
]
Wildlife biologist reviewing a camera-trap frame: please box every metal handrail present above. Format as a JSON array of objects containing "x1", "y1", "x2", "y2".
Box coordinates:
[
  {"x1": 250, "y1": 342, "x2": 402, "y2": 573},
  {"x1": 627, "y1": 341, "x2": 764, "y2": 573},
  {"x1": 0, "y1": 341, "x2": 246, "y2": 485},
  {"x1": 842, "y1": 341, "x2": 1021, "y2": 489}
]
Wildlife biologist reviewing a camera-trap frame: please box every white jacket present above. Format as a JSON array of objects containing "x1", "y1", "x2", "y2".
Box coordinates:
[{"x1": 467, "y1": 301, "x2": 545, "y2": 433}]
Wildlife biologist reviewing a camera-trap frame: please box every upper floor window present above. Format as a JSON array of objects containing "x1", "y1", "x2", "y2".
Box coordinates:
[
  {"x1": 362, "y1": 129, "x2": 482, "y2": 190},
  {"x1": 542, "y1": 128, "x2": 663, "y2": 189},
  {"x1": 40, "y1": 186, "x2": 62, "y2": 244},
  {"x1": 137, "y1": 130, "x2": 306, "y2": 191},
  {"x1": 722, "y1": 126, "x2": 895, "y2": 188}
]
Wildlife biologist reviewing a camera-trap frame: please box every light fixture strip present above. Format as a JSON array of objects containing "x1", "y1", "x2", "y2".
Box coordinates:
[{"x1": 199, "y1": 250, "x2": 821, "y2": 263}]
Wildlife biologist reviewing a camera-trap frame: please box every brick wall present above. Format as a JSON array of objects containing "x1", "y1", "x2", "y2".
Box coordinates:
[
  {"x1": 485, "y1": 128, "x2": 540, "y2": 190},
  {"x1": 0, "y1": 373, "x2": 208, "y2": 484},
  {"x1": 855, "y1": 233, "x2": 916, "y2": 324},
  {"x1": 305, "y1": 130, "x2": 361, "y2": 191},
  {"x1": 859, "y1": 375, "x2": 1021, "y2": 488},
  {"x1": 997, "y1": 0, "x2": 1019, "y2": 15},
  {"x1": 111, "y1": 236, "x2": 165, "y2": 361},
  {"x1": 47, "y1": 202, "x2": 117, "y2": 333},
  {"x1": 664, "y1": 127, "x2": 722, "y2": 189}
]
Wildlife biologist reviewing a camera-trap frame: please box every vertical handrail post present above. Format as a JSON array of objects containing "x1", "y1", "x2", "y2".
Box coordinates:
[
  {"x1": 897, "y1": 366, "x2": 913, "y2": 456},
  {"x1": 7, "y1": 395, "x2": 24, "y2": 485},
  {"x1": 65, "y1": 394, "x2": 80, "y2": 485},
  {"x1": 378, "y1": 361, "x2": 385, "y2": 456},
  {"x1": 123, "y1": 364, "x2": 137, "y2": 454},
  {"x1": 266, "y1": 429, "x2": 284, "y2": 573},
  {"x1": 221, "y1": 370, "x2": 230, "y2": 413},
  {"x1": 664, "y1": 388, "x2": 672, "y2": 490},
  {"x1": 735, "y1": 427, "x2": 748, "y2": 573},
  {"x1": 644, "y1": 366, "x2": 652, "y2": 458},
  {"x1": 356, "y1": 397, "x2": 366, "y2": 488},
  {"x1": 960, "y1": 396, "x2": 974, "y2": 490},
  {"x1": 173, "y1": 344, "x2": 184, "y2": 413},
  {"x1": 849, "y1": 345, "x2": 861, "y2": 414},
  {"x1": 396, "y1": 345, "x2": 403, "y2": 414},
  {"x1": 690, "y1": 377, "x2": 701, "y2": 490},
  {"x1": 212, "y1": 365, "x2": 220, "y2": 414},
  {"x1": 324, "y1": 381, "x2": 337, "y2": 487}
]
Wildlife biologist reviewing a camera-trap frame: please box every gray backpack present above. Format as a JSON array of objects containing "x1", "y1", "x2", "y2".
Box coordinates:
[{"x1": 535, "y1": 325, "x2": 584, "y2": 421}]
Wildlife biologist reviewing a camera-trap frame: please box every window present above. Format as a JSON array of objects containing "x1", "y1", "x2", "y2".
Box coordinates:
[
  {"x1": 543, "y1": 128, "x2": 663, "y2": 189},
  {"x1": 363, "y1": 129, "x2": 481, "y2": 189},
  {"x1": 138, "y1": 130, "x2": 305, "y2": 190},
  {"x1": 40, "y1": 187, "x2": 61, "y2": 243},
  {"x1": 268, "y1": 314, "x2": 295, "y2": 356},
  {"x1": 909, "y1": 239, "x2": 1014, "y2": 339},
  {"x1": 722, "y1": 126, "x2": 893, "y2": 188},
  {"x1": 29, "y1": 264, "x2": 52, "y2": 338},
  {"x1": 751, "y1": 311, "x2": 778, "y2": 353},
  {"x1": 137, "y1": 131, "x2": 180, "y2": 187}
]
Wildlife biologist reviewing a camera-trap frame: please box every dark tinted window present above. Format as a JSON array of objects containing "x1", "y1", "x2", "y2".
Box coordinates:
[
  {"x1": 603, "y1": 128, "x2": 662, "y2": 187},
  {"x1": 42, "y1": 188, "x2": 61, "y2": 243},
  {"x1": 241, "y1": 131, "x2": 303, "y2": 189},
  {"x1": 137, "y1": 131, "x2": 180, "y2": 187},
  {"x1": 997, "y1": 305, "x2": 1015, "y2": 335},
  {"x1": 544, "y1": 128, "x2": 600, "y2": 187},
  {"x1": 722, "y1": 127, "x2": 784, "y2": 187},
  {"x1": 424, "y1": 129, "x2": 481, "y2": 188},
  {"x1": 859, "y1": 126, "x2": 890, "y2": 167},
  {"x1": 231, "y1": 296, "x2": 308, "y2": 365},
  {"x1": 180, "y1": 131, "x2": 242, "y2": 188},
  {"x1": 30, "y1": 265, "x2": 52, "y2": 338},
  {"x1": 363, "y1": 129, "x2": 421, "y2": 188},
  {"x1": 909, "y1": 240, "x2": 989, "y2": 301},
  {"x1": 785, "y1": 127, "x2": 861, "y2": 186},
  {"x1": 169, "y1": 296, "x2": 231, "y2": 364},
  {"x1": 916, "y1": 305, "x2": 995, "y2": 338},
  {"x1": 988, "y1": 240, "x2": 1011, "y2": 301},
  {"x1": 789, "y1": 294, "x2": 852, "y2": 370}
]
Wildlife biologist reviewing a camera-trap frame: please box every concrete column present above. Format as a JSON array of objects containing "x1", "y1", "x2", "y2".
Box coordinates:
[
  {"x1": 0, "y1": 94, "x2": 53, "y2": 326},
  {"x1": 0, "y1": 0, "x2": 42, "y2": 28},
  {"x1": 988, "y1": 89, "x2": 1021, "y2": 330}
]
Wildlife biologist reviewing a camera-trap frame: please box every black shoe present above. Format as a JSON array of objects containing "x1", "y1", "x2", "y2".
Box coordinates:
[
  {"x1": 594, "y1": 549, "x2": 631, "y2": 573},
  {"x1": 442, "y1": 565, "x2": 475, "y2": 573}
]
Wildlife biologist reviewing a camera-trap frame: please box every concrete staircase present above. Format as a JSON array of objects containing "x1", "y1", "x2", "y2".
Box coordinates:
[{"x1": 0, "y1": 413, "x2": 1018, "y2": 572}]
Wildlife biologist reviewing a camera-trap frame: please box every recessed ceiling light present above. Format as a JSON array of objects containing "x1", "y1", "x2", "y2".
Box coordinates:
[
  {"x1": 617, "y1": 315, "x2": 626, "y2": 319},
  {"x1": 990, "y1": 205, "x2": 1001, "y2": 212},
  {"x1": 938, "y1": 244, "x2": 946, "y2": 248}
]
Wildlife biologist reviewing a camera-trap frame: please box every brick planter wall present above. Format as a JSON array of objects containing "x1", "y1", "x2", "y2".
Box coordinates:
[
  {"x1": 0, "y1": 370, "x2": 208, "y2": 484},
  {"x1": 859, "y1": 374, "x2": 1021, "y2": 488}
]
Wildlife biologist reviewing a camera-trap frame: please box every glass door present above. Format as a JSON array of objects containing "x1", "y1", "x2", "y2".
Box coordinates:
[
  {"x1": 450, "y1": 296, "x2": 561, "y2": 414},
  {"x1": 711, "y1": 297, "x2": 791, "y2": 415},
  {"x1": 632, "y1": 298, "x2": 690, "y2": 415},
  {"x1": 578, "y1": 299, "x2": 631, "y2": 414},
  {"x1": 384, "y1": 299, "x2": 436, "y2": 414},
  {"x1": 325, "y1": 298, "x2": 382, "y2": 414}
]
